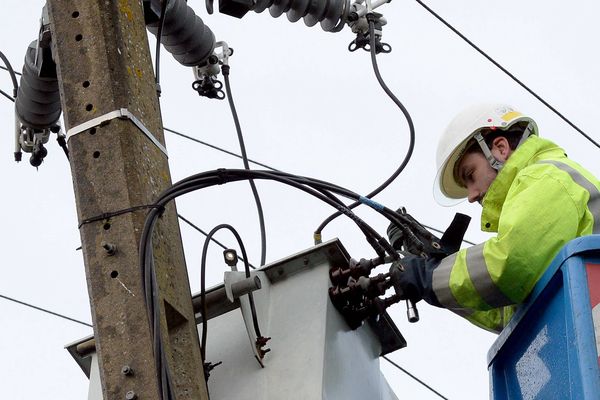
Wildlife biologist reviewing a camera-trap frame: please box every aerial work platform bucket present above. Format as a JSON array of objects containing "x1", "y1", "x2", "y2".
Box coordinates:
[{"x1": 488, "y1": 235, "x2": 600, "y2": 399}]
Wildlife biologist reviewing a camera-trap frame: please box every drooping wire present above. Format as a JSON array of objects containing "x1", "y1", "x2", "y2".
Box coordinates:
[
  {"x1": 199, "y1": 224, "x2": 261, "y2": 362},
  {"x1": 314, "y1": 17, "x2": 416, "y2": 241},
  {"x1": 415, "y1": 0, "x2": 599, "y2": 148},
  {"x1": 0, "y1": 293, "x2": 92, "y2": 328},
  {"x1": 164, "y1": 126, "x2": 280, "y2": 171},
  {"x1": 382, "y1": 355, "x2": 449, "y2": 400},
  {"x1": 222, "y1": 64, "x2": 268, "y2": 266},
  {"x1": 178, "y1": 214, "x2": 257, "y2": 269},
  {"x1": 154, "y1": 0, "x2": 170, "y2": 96}
]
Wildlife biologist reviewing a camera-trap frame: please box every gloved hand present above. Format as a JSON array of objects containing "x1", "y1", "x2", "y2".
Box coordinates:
[{"x1": 389, "y1": 253, "x2": 442, "y2": 305}]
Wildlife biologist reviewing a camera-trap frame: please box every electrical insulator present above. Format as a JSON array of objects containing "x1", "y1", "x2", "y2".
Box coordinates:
[
  {"x1": 254, "y1": 0, "x2": 350, "y2": 32},
  {"x1": 14, "y1": 40, "x2": 62, "y2": 166},
  {"x1": 146, "y1": 0, "x2": 216, "y2": 67},
  {"x1": 15, "y1": 41, "x2": 61, "y2": 130}
]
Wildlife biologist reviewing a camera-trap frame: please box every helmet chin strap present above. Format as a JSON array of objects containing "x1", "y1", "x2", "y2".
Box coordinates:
[
  {"x1": 474, "y1": 132, "x2": 504, "y2": 171},
  {"x1": 473, "y1": 122, "x2": 534, "y2": 172}
]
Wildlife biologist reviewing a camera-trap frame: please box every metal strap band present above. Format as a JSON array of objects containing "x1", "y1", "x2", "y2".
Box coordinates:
[
  {"x1": 465, "y1": 243, "x2": 513, "y2": 307},
  {"x1": 432, "y1": 252, "x2": 463, "y2": 309},
  {"x1": 66, "y1": 108, "x2": 168, "y2": 157},
  {"x1": 539, "y1": 160, "x2": 600, "y2": 233}
]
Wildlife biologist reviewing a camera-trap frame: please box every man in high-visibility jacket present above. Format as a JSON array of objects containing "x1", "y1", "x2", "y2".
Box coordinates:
[{"x1": 391, "y1": 103, "x2": 600, "y2": 332}]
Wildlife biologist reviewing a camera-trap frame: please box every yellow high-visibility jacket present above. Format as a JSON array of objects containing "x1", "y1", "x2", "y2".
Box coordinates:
[{"x1": 431, "y1": 136, "x2": 600, "y2": 332}]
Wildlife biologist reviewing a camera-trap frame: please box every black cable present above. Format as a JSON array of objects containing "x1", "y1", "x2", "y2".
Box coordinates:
[
  {"x1": 178, "y1": 213, "x2": 256, "y2": 269},
  {"x1": 0, "y1": 293, "x2": 92, "y2": 328},
  {"x1": 0, "y1": 50, "x2": 19, "y2": 97},
  {"x1": 139, "y1": 167, "x2": 455, "y2": 397},
  {"x1": 164, "y1": 127, "x2": 280, "y2": 171},
  {"x1": 315, "y1": 17, "x2": 416, "y2": 240},
  {"x1": 57, "y1": 134, "x2": 70, "y2": 160},
  {"x1": 382, "y1": 355, "x2": 449, "y2": 400},
  {"x1": 0, "y1": 88, "x2": 14, "y2": 102},
  {"x1": 222, "y1": 64, "x2": 267, "y2": 266},
  {"x1": 199, "y1": 224, "x2": 262, "y2": 362},
  {"x1": 167, "y1": 125, "x2": 476, "y2": 247},
  {"x1": 415, "y1": 0, "x2": 599, "y2": 149},
  {"x1": 154, "y1": 0, "x2": 170, "y2": 96},
  {"x1": 158, "y1": 169, "x2": 395, "y2": 255}
]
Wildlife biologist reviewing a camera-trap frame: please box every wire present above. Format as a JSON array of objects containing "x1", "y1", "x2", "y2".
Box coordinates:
[
  {"x1": 382, "y1": 355, "x2": 449, "y2": 399},
  {"x1": 199, "y1": 224, "x2": 262, "y2": 362},
  {"x1": 0, "y1": 88, "x2": 15, "y2": 102},
  {"x1": 315, "y1": 17, "x2": 416, "y2": 240},
  {"x1": 0, "y1": 49, "x2": 19, "y2": 97},
  {"x1": 0, "y1": 64, "x2": 22, "y2": 76},
  {"x1": 164, "y1": 127, "x2": 280, "y2": 171},
  {"x1": 178, "y1": 213, "x2": 257, "y2": 269},
  {"x1": 154, "y1": 0, "x2": 170, "y2": 96},
  {"x1": 415, "y1": 0, "x2": 599, "y2": 149},
  {"x1": 0, "y1": 293, "x2": 92, "y2": 328},
  {"x1": 222, "y1": 64, "x2": 268, "y2": 266},
  {"x1": 422, "y1": 223, "x2": 475, "y2": 246}
]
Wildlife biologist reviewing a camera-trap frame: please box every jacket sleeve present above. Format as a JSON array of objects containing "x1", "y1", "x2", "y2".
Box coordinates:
[{"x1": 427, "y1": 171, "x2": 584, "y2": 331}]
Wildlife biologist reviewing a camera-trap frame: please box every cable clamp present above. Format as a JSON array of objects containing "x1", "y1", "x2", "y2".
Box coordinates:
[
  {"x1": 66, "y1": 108, "x2": 168, "y2": 157},
  {"x1": 216, "y1": 168, "x2": 229, "y2": 185}
]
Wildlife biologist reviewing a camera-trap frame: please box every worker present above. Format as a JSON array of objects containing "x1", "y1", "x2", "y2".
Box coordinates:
[{"x1": 390, "y1": 103, "x2": 600, "y2": 332}]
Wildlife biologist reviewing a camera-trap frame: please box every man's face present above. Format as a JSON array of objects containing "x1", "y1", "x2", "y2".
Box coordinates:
[
  {"x1": 456, "y1": 151, "x2": 498, "y2": 204},
  {"x1": 455, "y1": 136, "x2": 512, "y2": 204}
]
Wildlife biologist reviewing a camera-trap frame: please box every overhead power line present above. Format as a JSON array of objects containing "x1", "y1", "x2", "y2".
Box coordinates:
[
  {"x1": 0, "y1": 64, "x2": 21, "y2": 76},
  {"x1": 415, "y1": 0, "x2": 599, "y2": 149},
  {"x1": 383, "y1": 355, "x2": 449, "y2": 400},
  {"x1": 164, "y1": 127, "x2": 280, "y2": 171},
  {"x1": 0, "y1": 88, "x2": 14, "y2": 102},
  {"x1": 0, "y1": 293, "x2": 92, "y2": 328}
]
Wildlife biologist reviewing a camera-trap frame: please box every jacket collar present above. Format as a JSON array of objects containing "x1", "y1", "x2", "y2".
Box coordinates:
[{"x1": 480, "y1": 136, "x2": 565, "y2": 232}]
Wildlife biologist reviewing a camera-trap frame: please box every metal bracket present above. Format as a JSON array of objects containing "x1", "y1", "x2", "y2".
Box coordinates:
[{"x1": 66, "y1": 108, "x2": 168, "y2": 157}]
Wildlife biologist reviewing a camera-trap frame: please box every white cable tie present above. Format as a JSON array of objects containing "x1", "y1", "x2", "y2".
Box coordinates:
[{"x1": 65, "y1": 108, "x2": 168, "y2": 157}]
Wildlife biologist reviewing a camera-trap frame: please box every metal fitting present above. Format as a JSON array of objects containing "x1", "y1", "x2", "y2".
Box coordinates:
[
  {"x1": 125, "y1": 391, "x2": 137, "y2": 400},
  {"x1": 121, "y1": 365, "x2": 133, "y2": 376},
  {"x1": 223, "y1": 249, "x2": 238, "y2": 267},
  {"x1": 101, "y1": 241, "x2": 117, "y2": 256}
]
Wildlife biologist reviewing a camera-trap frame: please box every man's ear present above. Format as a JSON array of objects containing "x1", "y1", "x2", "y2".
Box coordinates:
[{"x1": 491, "y1": 136, "x2": 512, "y2": 162}]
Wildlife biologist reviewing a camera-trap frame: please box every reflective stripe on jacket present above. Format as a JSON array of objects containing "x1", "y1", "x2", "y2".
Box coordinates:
[{"x1": 431, "y1": 136, "x2": 600, "y2": 332}]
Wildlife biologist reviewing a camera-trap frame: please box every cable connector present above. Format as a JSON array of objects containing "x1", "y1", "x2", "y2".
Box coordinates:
[
  {"x1": 192, "y1": 41, "x2": 233, "y2": 100},
  {"x1": 347, "y1": 11, "x2": 391, "y2": 54}
]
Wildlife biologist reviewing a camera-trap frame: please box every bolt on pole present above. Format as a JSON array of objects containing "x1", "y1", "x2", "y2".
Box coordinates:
[{"x1": 46, "y1": 0, "x2": 208, "y2": 398}]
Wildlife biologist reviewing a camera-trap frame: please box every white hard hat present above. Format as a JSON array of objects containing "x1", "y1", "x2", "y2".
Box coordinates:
[{"x1": 433, "y1": 103, "x2": 538, "y2": 206}]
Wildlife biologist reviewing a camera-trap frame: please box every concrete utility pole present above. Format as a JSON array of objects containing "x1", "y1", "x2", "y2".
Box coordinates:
[{"x1": 46, "y1": 1, "x2": 208, "y2": 399}]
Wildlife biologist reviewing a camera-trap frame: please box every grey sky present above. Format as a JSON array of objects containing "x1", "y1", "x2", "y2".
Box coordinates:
[{"x1": 1, "y1": 0, "x2": 598, "y2": 399}]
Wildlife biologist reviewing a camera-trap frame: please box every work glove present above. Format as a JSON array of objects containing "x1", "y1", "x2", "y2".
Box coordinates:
[{"x1": 389, "y1": 253, "x2": 442, "y2": 306}]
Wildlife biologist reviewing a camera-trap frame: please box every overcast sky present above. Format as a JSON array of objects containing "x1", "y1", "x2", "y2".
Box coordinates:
[{"x1": 1, "y1": 0, "x2": 599, "y2": 399}]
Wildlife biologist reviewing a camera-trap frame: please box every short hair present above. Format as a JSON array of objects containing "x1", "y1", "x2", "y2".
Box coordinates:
[
  {"x1": 454, "y1": 122, "x2": 531, "y2": 187},
  {"x1": 464, "y1": 121, "x2": 531, "y2": 155}
]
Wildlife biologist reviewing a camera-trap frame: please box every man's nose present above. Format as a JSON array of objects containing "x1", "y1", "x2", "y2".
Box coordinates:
[{"x1": 467, "y1": 186, "x2": 479, "y2": 203}]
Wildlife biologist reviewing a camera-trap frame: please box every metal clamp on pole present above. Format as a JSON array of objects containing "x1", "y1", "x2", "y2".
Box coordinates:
[{"x1": 65, "y1": 108, "x2": 169, "y2": 157}]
